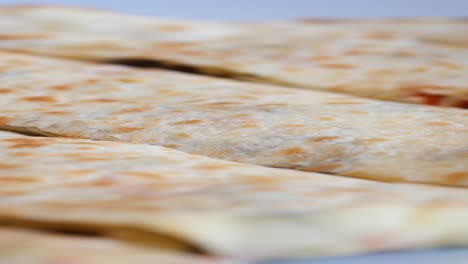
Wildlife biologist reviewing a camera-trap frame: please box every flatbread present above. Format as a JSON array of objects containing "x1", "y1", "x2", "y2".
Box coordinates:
[
  {"x1": 299, "y1": 18, "x2": 468, "y2": 47},
  {"x1": 0, "y1": 52, "x2": 466, "y2": 186},
  {"x1": 0, "y1": 228, "x2": 238, "y2": 264},
  {"x1": 0, "y1": 6, "x2": 467, "y2": 107},
  {"x1": 1, "y1": 131, "x2": 468, "y2": 259}
]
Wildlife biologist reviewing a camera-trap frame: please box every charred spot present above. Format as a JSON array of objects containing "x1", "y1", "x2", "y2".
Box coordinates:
[
  {"x1": 308, "y1": 136, "x2": 340, "y2": 142},
  {"x1": 279, "y1": 147, "x2": 307, "y2": 156},
  {"x1": 455, "y1": 100, "x2": 468, "y2": 109},
  {"x1": 116, "y1": 126, "x2": 145, "y2": 133},
  {"x1": 0, "y1": 88, "x2": 13, "y2": 94},
  {"x1": 21, "y1": 96, "x2": 57, "y2": 103},
  {"x1": 0, "y1": 34, "x2": 49, "y2": 40},
  {"x1": 195, "y1": 164, "x2": 231, "y2": 170},
  {"x1": 0, "y1": 116, "x2": 11, "y2": 124},
  {"x1": 173, "y1": 119, "x2": 203, "y2": 125},
  {"x1": 444, "y1": 172, "x2": 468, "y2": 185},
  {"x1": 5, "y1": 138, "x2": 49, "y2": 148}
]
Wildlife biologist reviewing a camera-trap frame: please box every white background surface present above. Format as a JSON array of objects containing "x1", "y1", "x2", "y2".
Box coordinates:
[
  {"x1": 0, "y1": 0, "x2": 467, "y2": 20},
  {"x1": 1, "y1": 0, "x2": 468, "y2": 263}
]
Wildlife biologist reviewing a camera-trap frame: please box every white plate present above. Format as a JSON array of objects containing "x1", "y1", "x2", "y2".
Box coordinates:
[{"x1": 262, "y1": 248, "x2": 468, "y2": 264}]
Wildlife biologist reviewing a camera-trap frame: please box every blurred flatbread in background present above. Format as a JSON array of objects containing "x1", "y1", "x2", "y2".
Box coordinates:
[
  {"x1": 0, "y1": 6, "x2": 467, "y2": 107},
  {"x1": 298, "y1": 18, "x2": 468, "y2": 47}
]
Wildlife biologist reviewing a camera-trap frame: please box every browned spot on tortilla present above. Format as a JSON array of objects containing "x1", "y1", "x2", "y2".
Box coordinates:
[
  {"x1": 311, "y1": 55, "x2": 334, "y2": 61},
  {"x1": 394, "y1": 51, "x2": 418, "y2": 57},
  {"x1": 0, "y1": 116, "x2": 11, "y2": 124},
  {"x1": 0, "y1": 34, "x2": 48, "y2": 40},
  {"x1": 63, "y1": 153, "x2": 108, "y2": 162},
  {"x1": 158, "y1": 24, "x2": 189, "y2": 32},
  {"x1": 280, "y1": 147, "x2": 307, "y2": 156},
  {"x1": 303, "y1": 163, "x2": 343, "y2": 172},
  {"x1": 63, "y1": 42, "x2": 130, "y2": 51},
  {"x1": 173, "y1": 119, "x2": 203, "y2": 125},
  {"x1": 321, "y1": 63, "x2": 356, "y2": 69},
  {"x1": 64, "y1": 169, "x2": 95, "y2": 176},
  {"x1": 0, "y1": 163, "x2": 21, "y2": 170},
  {"x1": 237, "y1": 95, "x2": 259, "y2": 100},
  {"x1": 345, "y1": 170, "x2": 405, "y2": 182},
  {"x1": 436, "y1": 61, "x2": 464, "y2": 69},
  {"x1": 5, "y1": 138, "x2": 48, "y2": 148},
  {"x1": 85, "y1": 79, "x2": 100, "y2": 84},
  {"x1": 175, "y1": 133, "x2": 191, "y2": 138},
  {"x1": 411, "y1": 201, "x2": 458, "y2": 225},
  {"x1": 239, "y1": 124, "x2": 259, "y2": 128},
  {"x1": 401, "y1": 84, "x2": 452, "y2": 92},
  {"x1": 50, "y1": 85, "x2": 72, "y2": 91},
  {"x1": 308, "y1": 136, "x2": 340, "y2": 142},
  {"x1": 350, "y1": 110, "x2": 369, "y2": 114},
  {"x1": 171, "y1": 109, "x2": 188, "y2": 114},
  {"x1": 412, "y1": 66, "x2": 429, "y2": 73},
  {"x1": 154, "y1": 42, "x2": 190, "y2": 51},
  {"x1": 51, "y1": 103, "x2": 72, "y2": 107},
  {"x1": 116, "y1": 107, "x2": 150, "y2": 114},
  {"x1": 444, "y1": 172, "x2": 468, "y2": 185},
  {"x1": 92, "y1": 179, "x2": 116, "y2": 187},
  {"x1": 21, "y1": 96, "x2": 57, "y2": 103},
  {"x1": 157, "y1": 89, "x2": 191, "y2": 97},
  {"x1": 366, "y1": 32, "x2": 396, "y2": 40},
  {"x1": 124, "y1": 171, "x2": 163, "y2": 179},
  {"x1": 195, "y1": 164, "x2": 231, "y2": 170},
  {"x1": 116, "y1": 126, "x2": 144, "y2": 133},
  {"x1": 240, "y1": 175, "x2": 278, "y2": 185},
  {"x1": 409, "y1": 91, "x2": 447, "y2": 106},
  {"x1": 455, "y1": 100, "x2": 468, "y2": 109},
  {"x1": 118, "y1": 78, "x2": 145, "y2": 83},
  {"x1": 425, "y1": 121, "x2": 453, "y2": 126},
  {"x1": 162, "y1": 144, "x2": 179, "y2": 148},
  {"x1": 345, "y1": 49, "x2": 366, "y2": 56},
  {"x1": 363, "y1": 138, "x2": 387, "y2": 144},
  {"x1": 0, "y1": 88, "x2": 13, "y2": 94},
  {"x1": 10, "y1": 152, "x2": 35, "y2": 157},
  {"x1": 231, "y1": 114, "x2": 251, "y2": 117},
  {"x1": 319, "y1": 117, "x2": 335, "y2": 121},
  {"x1": 76, "y1": 157, "x2": 109, "y2": 162},
  {"x1": 45, "y1": 111, "x2": 71, "y2": 115},
  {"x1": 0, "y1": 190, "x2": 28, "y2": 196},
  {"x1": 330, "y1": 85, "x2": 349, "y2": 93},
  {"x1": 0, "y1": 176, "x2": 39, "y2": 183},
  {"x1": 87, "y1": 98, "x2": 120, "y2": 103},
  {"x1": 371, "y1": 69, "x2": 394, "y2": 75}
]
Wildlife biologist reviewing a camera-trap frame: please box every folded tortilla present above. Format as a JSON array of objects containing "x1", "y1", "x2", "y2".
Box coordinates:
[
  {"x1": 0, "y1": 228, "x2": 239, "y2": 264},
  {"x1": 299, "y1": 18, "x2": 468, "y2": 47},
  {"x1": 1, "y1": 131, "x2": 468, "y2": 259},
  {"x1": 0, "y1": 52, "x2": 466, "y2": 186},
  {"x1": 0, "y1": 5, "x2": 467, "y2": 107}
]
